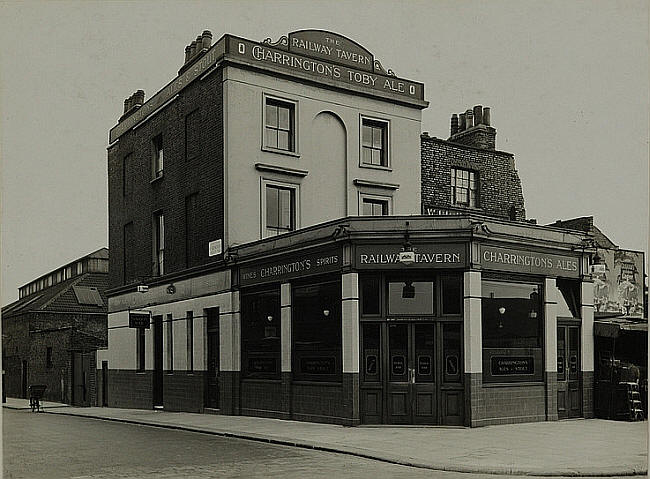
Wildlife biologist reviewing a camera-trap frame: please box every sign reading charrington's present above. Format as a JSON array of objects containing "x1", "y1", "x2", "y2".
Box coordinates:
[
  {"x1": 480, "y1": 246, "x2": 580, "y2": 278},
  {"x1": 239, "y1": 247, "x2": 343, "y2": 287},
  {"x1": 229, "y1": 36, "x2": 424, "y2": 103},
  {"x1": 355, "y1": 243, "x2": 466, "y2": 269}
]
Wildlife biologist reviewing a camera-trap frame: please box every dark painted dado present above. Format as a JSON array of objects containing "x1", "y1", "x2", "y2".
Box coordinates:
[
  {"x1": 219, "y1": 371, "x2": 240, "y2": 414},
  {"x1": 582, "y1": 371, "x2": 594, "y2": 418},
  {"x1": 162, "y1": 372, "x2": 205, "y2": 412},
  {"x1": 105, "y1": 370, "x2": 153, "y2": 409},
  {"x1": 241, "y1": 379, "x2": 287, "y2": 419},
  {"x1": 545, "y1": 371, "x2": 559, "y2": 421}
]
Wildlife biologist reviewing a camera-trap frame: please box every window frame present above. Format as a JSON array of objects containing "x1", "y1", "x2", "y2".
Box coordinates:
[
  {"x1": 262, "y1": 94, "x2": 299, "y2": 156},
  {"x1": 359, "y1": 192, "x2": 392, "y2": 216},
  {"x1": 151, "y1": 134, "x2": 164, "y2": 180},
  {"x1": 153, "y1": 211, "x2": 165, "y2": 276},
  {"x1": 360, "y1": 116, "x2": 390, "y2": 169},
  {"x1": 450, "y1": 167, "x2": 478, "y2": 208},
  {"x1": 260, "y1": 178, "x2": 300, "y2": 239}
]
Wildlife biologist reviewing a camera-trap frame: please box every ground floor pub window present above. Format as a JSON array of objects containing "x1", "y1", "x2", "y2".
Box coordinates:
[
  {"x1": 292, "y1": 279, "x2": 342, "y2": 381},
  {"x1": 482, "y1": 279, "x2": 543, "y2": 382},
  {"x1": 387, "y1": 278, "x2": 434, "y2": 316},
  {"x1": 241, "y1": 288, "x2": 281, "y2": 379}
]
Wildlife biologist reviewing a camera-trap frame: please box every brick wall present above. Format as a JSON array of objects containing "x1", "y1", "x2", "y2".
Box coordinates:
[
  {"x1": 421, "y1": 135, "x2": 526, "y2": 221},
  {"x1": 162, "y1": 372, "x2": 205, "y2": 412},
  {"x1": 108, "y1": 69, "x2": 224, "y2": 290}
]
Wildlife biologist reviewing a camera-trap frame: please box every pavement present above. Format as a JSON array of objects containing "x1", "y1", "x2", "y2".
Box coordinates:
[{"x1": 4, "y1": 398, "x2": 648, "y2": 476}]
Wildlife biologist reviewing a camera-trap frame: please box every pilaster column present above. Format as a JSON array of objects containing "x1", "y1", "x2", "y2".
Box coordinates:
[
  {"x1": 219, "y1": 290, "x2": 240, "y2": 414},
  {"x1": 581, "y1": 280, "x2": 595, "y2": 418},
  {"x1": 280, "y1": 282, "x2": 292, "y2": 417},
  {"x1": 342, "y1": 272, "x2": 360, "y2": 424},
  {"x1": 463, "y1": 270, "x2": 482, "y2": 427},
  {"x1": 544, "y1": 277, "x2": 558, "y2": 420}
]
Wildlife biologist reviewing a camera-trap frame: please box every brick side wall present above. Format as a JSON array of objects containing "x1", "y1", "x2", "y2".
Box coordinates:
[
  {"x1": 421, "y1": 136, "x2": 526, "y2": 221},
  {"x1": 105, "y1": 369, "x2": 153, "y2": 409},
  {"x1": 108, "y1": 69, "x2": 224, "y2": 290}
]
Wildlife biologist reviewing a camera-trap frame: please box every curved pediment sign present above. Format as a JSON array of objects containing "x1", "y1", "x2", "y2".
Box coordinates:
[{"x1": 288, "y1": 30, "x2": 374, "y2": 72}]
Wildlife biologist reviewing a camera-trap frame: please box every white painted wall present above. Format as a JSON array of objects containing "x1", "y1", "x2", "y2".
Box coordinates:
[
  {"x1": 544, "y1": 278, "x2": 558, "y2": 372},
  {"x1": 463, "y1": 270, "x2": 482, "y2": 374},
  {"x1": 581, "y1": 281, "x2": 595, "y2": 372},
  {"x1": 342, "y1": 273, "x2": 359, "y2": 374}
]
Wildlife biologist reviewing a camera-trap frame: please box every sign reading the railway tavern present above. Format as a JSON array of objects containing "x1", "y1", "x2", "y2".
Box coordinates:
[{"x1": 288, "y1": 30, "x2": 374, "y2": 72}]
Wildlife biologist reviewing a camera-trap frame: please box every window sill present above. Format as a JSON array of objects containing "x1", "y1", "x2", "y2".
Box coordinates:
[
  {"x1": 150, "y1": 174, "x2": 164, "y2": 184},
  {"x1": 262, "y1": 146, "x2": 301, "y2": 158},
  {"x1": 359, "y1": 163, "x2": 392, "y2": 172}
]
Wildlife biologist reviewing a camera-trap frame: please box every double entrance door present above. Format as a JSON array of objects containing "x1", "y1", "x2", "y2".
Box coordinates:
[
  {"x1": 557, "y1": 323, "x2": 581, "y2": 418},
  {"x1": 361, "y1": 321, "x2": 464, "y2": 425}
]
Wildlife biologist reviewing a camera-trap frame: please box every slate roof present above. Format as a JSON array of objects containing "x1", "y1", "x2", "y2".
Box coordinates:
[
  {"x1": 2, "y1": 272, "x2": 108, "y2": 318},
  {"x1": 549, "y1": 216, "x2": 618, "y2": 249}
]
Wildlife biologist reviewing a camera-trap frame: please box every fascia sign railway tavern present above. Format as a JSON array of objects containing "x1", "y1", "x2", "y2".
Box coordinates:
[{"x1": 100, "y1": 29, "x2": 595, "y2": 426}]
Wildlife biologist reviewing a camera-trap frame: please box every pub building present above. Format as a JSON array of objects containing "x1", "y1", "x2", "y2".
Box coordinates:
[{"x1": 99, "y1": 29, "x2": 595, "y2": 426}]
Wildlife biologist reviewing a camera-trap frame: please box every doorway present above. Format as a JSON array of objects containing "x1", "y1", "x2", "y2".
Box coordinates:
[
  {"x1": 21, "y1": 360, "x2": 28, "y2": 399},
  {"x1": 361, "y1": 321, "x2": 463, "y2": 425},
  {"x1": 205, "y1": 308, "x2": 220, "y2": 409},
  {"x1": 557, "y1": 323, "x2": 581, "y2": 418},
  {"x1": 72, "y1": 352, "x2": 92, "y2": 406},
  {"x1": 153, "y1": 315, "x2": 163, "y2": 408},
  {"x1": 101, "y1": 360, "x2": 108, "y2": 406}
]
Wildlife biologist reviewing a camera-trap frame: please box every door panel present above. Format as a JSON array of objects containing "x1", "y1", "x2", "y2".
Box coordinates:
[
  {"x1": 387, "y1": 323, "x2": 410, "y2": 423},
  {"x1": 153, "y1": 316, "x2": 163, "y2": 407},
  {"x1": 413, "y1": 323, "x2": 435, "y2": 424},
  {"x1": 557, "y1": 324, "x2": 581, "y2": 419},
  {"x1": 205, "y1": 308, "x2": 220, "y2": 409},
  {"x1": 360, "y1": 323, "x2": 382, "y2": 424},
  {"x1": 440, "y1": 322, "x2": 464, "y2": 425}
]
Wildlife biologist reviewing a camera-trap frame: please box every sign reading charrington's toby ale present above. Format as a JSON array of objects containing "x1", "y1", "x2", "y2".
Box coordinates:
[
  {"x1": 239, "y1": 247, "x2": 343, "y2": 287},
  {"x1": 355, "y1": 243, "x2": 466, "y2": 269},
  {"x1": 480, "y1": 246, "x2": 581, "y2": 278}
]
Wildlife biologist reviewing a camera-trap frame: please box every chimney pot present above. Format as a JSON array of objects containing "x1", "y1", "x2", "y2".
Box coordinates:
[
  {"x1": 466, "y1": 109, "x2": 474, "y2": 128},
  {"x1": 473, "y1": 105, "x2": 483, "y2": 125},
  {"x1": 189, "y1": 40, "x2": 197, "y2": 57},
  {"x1": 134, "y1": 90, "x2": 145, "y2": 106},
  {"x1": 459, "y1": 113, "x2": 466, "y2": 131},
  {"x1": 201, "y1": 30, "x2": 212, "y2": 50},
  {"x1": 450, "y1": 114, "x2": 459, "y2": 135},
  {"x1": 123, "y1": 98, "x2": 130, "y2": 114},
  {"x1": 196, "y1": 36, "x2": 203, "y2": 52},
  {"x1": 184, "y1": 45, "x2": 191, "y2": 63},
  {"x1": 483, "y1": 107, "x2": 491, "y2": 126}
]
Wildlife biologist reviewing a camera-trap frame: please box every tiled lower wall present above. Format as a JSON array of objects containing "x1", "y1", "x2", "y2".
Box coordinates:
[
  {"x1": 466, "y1": 373, "x2": 547, "y2": 427},
  {"x1": 583, "y1": 371, "x2": 594, "y2": 418},
  {"x1": 103, "y1": 370, "x2": 153, "y2": 409}
]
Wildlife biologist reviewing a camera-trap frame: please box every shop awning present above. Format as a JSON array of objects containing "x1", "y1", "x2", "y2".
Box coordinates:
[{"x1": 594, "y1": 318, "x2": 648, "y2": 338}]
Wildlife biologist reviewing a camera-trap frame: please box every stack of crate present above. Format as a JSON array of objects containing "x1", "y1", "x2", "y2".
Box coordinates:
[{"x1": 615, "y1": 382, "x2": 644, "y2": 421}]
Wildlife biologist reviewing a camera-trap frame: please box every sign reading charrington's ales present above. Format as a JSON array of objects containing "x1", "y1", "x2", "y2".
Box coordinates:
[
  {"x1": 239, "y1": 247, "x2": 343, "y2": 287},
  {"x1": 491, "y1": 356, "x2": 535, "y2": 376},
  {"x1": 355, "y1": 243, "x2": 466, "y2": 269},
  {"x1": 480, "y1": 246, "x2": 580, "y2": 278}
]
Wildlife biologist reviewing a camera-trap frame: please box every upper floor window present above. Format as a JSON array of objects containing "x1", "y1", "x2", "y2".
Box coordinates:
[
  {"x1": 361, "y1": 118, "x2": 388, "y2": 167},
  {"x1": 263, "y1": 181, "x2": 297, "y2": 238},
  {"x1": 152, "y1": 134, "x2": 164, "y2": 179},
  {"x1": 264, "y1": 98, "x2": 295, "y2": 152},
  {"x1": 153, "y1": 212, "x2": 165, "y2": 276},
  {"x1": 361, "y1": 197, "x2": 389, "y2": 216},
  {"x1": 451, "y1": 168, "x2": 478, "y2": 207}
]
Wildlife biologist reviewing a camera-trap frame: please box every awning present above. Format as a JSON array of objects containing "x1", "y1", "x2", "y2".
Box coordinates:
[{"x1": 594, "y1": 318, "x2": 648, "y2": 339}]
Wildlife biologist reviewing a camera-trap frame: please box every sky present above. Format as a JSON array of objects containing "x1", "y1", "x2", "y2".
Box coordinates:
[{"x1": 1, "y1": 0, "x2": 648, "y2": 304}]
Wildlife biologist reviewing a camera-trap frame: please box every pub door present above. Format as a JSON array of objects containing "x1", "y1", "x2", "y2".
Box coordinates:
[
  {"x1": 152, "y1": 315, "x2": 163, "y2": 408},
  {"x1": 557, "y1": 324, "x2": 582, "y2": 419},
  {"x1": 204, "y1": 308, "x2": 220, "y2": 409},
  {"x1": 361, "y1": 322, "x2": 463, "y2": 425}
]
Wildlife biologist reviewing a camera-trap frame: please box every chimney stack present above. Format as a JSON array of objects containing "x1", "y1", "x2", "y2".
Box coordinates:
[
  {"x1": 448, "y1": 104, "x2": 496, "y2": 150},
  {"x1": 450, "y1": 114, "x2": 459, "y2": 135},
  {"x1": 133, "y1": 90, "x2": 145, "y2": 106},
  {"x1": 179, "y1": 30, "x2": 213, "y2": 74}
]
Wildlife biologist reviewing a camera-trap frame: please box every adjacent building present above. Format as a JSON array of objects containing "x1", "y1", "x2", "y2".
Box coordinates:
[
  {"x1": 100, "y1": 30, "x2": 596, "y2": 426},
  {"x1": 2, "y1": 248, "x2": 108, "y2": 406}
]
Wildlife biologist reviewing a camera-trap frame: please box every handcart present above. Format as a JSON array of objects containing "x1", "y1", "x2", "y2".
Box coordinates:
[{"x1": 28, "y1": 385, "x2": 47, "y2": 412}]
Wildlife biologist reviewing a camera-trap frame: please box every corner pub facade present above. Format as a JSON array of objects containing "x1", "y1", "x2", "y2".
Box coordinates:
[{"x1": 100, "y1": 29, "x2": 595, "y2": 427}]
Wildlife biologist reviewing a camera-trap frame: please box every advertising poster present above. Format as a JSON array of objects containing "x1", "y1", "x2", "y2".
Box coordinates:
[{"x1": 593, "y1": 248, "x2": 645, "y2": 317}]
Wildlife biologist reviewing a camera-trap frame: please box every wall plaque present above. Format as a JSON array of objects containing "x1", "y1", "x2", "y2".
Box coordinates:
[
  {"x1": 490, "y1": 356, "x2": 535, "y2": 376},
  {"x1": 129, "y1": 311, "x2": 151, "y2": 329}
]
